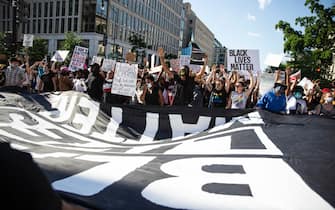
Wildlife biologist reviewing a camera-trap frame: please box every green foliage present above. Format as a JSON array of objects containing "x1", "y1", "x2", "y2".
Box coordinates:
[
  {"x1": 60, "y1": 32, "x2": 82, "y2": 64},
  {"x1": 128, "y1": 33, "x2": 147, "y2": 53},
  {"x1": 27, "y1": 38, "x2": 48, "y2": 62},
  {"x1": 275, "y1": 0, "x2": 335, "y2": 80}
]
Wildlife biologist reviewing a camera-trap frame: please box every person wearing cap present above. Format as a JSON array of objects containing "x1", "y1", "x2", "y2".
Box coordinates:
[
  {"x1": 256, "y1": 80, "x2": 287, "y2": 113},
  {"x1": 3, "y1": 57, "x2": 26, "y2": 87},
  {"x1": 310, "y1": 88, "x2": 335, "y2": 117}
]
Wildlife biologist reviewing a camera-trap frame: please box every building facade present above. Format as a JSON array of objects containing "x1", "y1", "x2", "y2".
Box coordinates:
[
  {"x1": 182, "y1": 2, "x2": 215, "y2": 65},
  {"x1": 213, "y1": 38, "x2": 226, "y2": 66},
  {"x1": 0, "y1": 0, "x2": 183, "y2": 61}
]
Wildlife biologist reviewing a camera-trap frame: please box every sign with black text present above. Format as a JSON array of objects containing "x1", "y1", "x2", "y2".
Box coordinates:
[
  {"x1": 227, "y1": 49, "x2": 260, "y2": 72},
  {"x1": 69, "y1": 46, "x2": 89, "y2": 71},
  {"x1": 112, "y1": 63, "x2": 138, "y2": 97}
]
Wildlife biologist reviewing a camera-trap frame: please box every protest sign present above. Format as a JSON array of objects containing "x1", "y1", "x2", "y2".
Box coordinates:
[
  {"x1": 170, "y1": 59, "x2": 180, "y2": 72},
  {"x1": 68, "y1": 46, "x2": 89, "y2": 71},
  {"x1": 102, "y1": 59, "x2": 116, "y2": 72},
  {"x1": 179, "y1": 55, "x2": 191, "y2": 68},
  {"x1": 23, "y1": 34, "x2": 34, "y2": 47},
  {"x1": 112, "y1": 63, "x2": 138, "y2": 97},
  {"x1": 51, "y1": 50, "x2": 69, "y2": 62},
  {"x1": 91, "y1": 56, "x2": 103, "y2": 66},
  {"x1": 227, "y1": 49, "x2": 260, "y2": 72}
]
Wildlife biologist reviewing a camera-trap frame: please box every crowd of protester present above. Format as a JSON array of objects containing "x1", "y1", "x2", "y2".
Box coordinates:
[{"x1": 0, "y1": 48, "x2": 334, "y2": 117}]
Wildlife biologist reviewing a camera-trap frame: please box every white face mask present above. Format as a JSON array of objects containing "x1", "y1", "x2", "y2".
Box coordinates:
[
  {"x1": 11, "y1": 63, "x2": 18, "y2": 68},
  {"x1": 325, "y1": 97, "x2": 333, "y2": 103},
  {"x1": 147, "y1": 83, "x2": 152, "y2": 89}
]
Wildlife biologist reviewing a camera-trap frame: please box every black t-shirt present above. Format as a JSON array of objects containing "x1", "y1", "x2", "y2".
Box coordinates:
[
  {"x1": 208, "y1": 88, "x2": 228, "y2": 108},
  {"x1": 145, "y1": 86, "x2": 160, "y2": 105},
  {"x1": 41, "y1": 72, "x2": 55, "y2": 92},
  {"x1": 87, "y1": 73, "x2": 104, "y2": 101},
  {"x1": 0, "y1": 142, "x2": 62, "y2": 210},
  {"x1": 174, "y1": 74, "x2": 196, "y2": 105}
]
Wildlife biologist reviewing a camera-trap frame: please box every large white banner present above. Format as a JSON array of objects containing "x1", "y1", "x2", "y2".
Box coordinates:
[
  {"x1": 227, "y1": 49, "x2": 260, "y2": 72},
  {"x1": 69, "y1": 46, "x2": 89, "y2": 71},
  {"x1": 112, "y1": 63, "x2": 138, "y2": 97}
]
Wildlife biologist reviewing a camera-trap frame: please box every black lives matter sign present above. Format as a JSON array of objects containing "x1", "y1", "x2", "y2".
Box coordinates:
[{"x1": 227, "y1": 49, "x2": 260, "y2": 72}]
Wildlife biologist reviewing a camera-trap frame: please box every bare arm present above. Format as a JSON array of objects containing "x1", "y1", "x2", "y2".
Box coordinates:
[
  {"x1": 158, "y1": 47, "x2": 174, "y2": 79},
  {"x1": 245, "y1": 70, "x2": 255, "y2": 98},
  {"x1": 158, "y1": 89, "x2": 164, "y2": 106}
]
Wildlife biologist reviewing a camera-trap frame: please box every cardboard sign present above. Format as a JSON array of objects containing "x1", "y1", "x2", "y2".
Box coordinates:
[
  {"x1": 126, "y1": 52, "x2": 136, "y2": 62},
  {"x1": 91, "y1": 56, "x2": 103, "y2": 66},
  {"x1": 51, "y1": 50, "x2": 69, "y2": 62},
  {"x1": 102, "y1": 59, "x2": 116, "y2": 72},
  {"x1": 227, "y1": 49, "x2": 260, "y2": 72},
  {"x1": 112, "y1": 63, "x2": 138, "y2": 97},
  {"x1": 68, "y1": 46, "x2": 89, "y2": 71},
  {"x1": 170, "y1": 59, "x2": 180, "y2": 72},
  {"x1": 23, "y1": 34, "x2": 34, "y2": 47}
]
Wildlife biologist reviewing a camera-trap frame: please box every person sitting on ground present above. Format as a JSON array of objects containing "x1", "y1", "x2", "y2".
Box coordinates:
[
  {"x1": 256, "y1": 80, "x2": 287, "y2": 114},
  {"x1": 310, "y1": 88, "x2": 335, "y2": 117},
  {"x1": 0, "y1": 140, "x2": 86, "y2": 210},
  {"x1": 286, "y1": 85, "x2": 308, "y2": 114},
  {"x1": 140, "y1": 74, "x2": 164, "y2": 106}
]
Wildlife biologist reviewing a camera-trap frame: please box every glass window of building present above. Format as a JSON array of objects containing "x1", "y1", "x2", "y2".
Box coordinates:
[
  {"x1": 69, "y1": 0, "x2": 73, "y2": 16},
  {"x1": 61, "y1": 18, "x2": 65, "y2": 33},
  {"x1": 50, "y1": 2, "x2": 53, "y2": 17},
  {"x1": 44, "y1": 2, "x2": 48, "y2": 17},
  {"x1": 74, "y1": 0, "x2": 79, "y2": 15},
  {"x1": 74, "y1": 17, "x2": 78, "y2": 32},
  {"x1": 68, "y1": 18, "x2": 72, "y2": 31},
  {"x1": 33, "y1": 3, "x2": 37, "y2": 18},
  {"x1": 62, "y1": 1, "x2": 66, "y2": 16},
  {"x1": 56, "y1": 1, "x2": 60, "y2": 17},
  {"x1": 49, "y1": 19, "x2": 53, "y2": 33},
  {"x1": 43, "y1": 19, "x2": 47, "y2": 33},
  {"x1": 33, "y1": 19, "x2": 36, "y2": 33},
  {"x1": 38, "y1": 2, "x2": 42, "y2": 17}
]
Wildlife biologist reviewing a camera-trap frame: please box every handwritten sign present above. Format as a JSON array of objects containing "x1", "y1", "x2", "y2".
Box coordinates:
[
  {"x1": 227, "y1": 49, "x2": 260, "y2": 72},
  {"x1": 102, "y1": 59, "x2": 116, "y2": 72},
  {"x1": 91, "y1": 56, "x2": 103, "y2": 65},
  {"x1": 23, "y1": 34, "x2": 34, "y2": 47},
  {"x1": 112, "y1": 63, "x2": 138, "y2": 97},
  {"x1": 51, "y1": 50, "x2": 69, "y2": 62},
  {"x1": 69, "y1": 46, "x2": 89, "y2": 71}
]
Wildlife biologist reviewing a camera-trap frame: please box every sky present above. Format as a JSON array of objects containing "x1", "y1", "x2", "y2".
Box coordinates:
[{"x1": 185, "y1": 0, "x2": 334, "y2": 70}]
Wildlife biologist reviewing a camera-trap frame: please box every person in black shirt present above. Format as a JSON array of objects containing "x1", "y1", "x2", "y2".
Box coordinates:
[
  {"x1": 86, "y1": 63, "x2": 105, "y2": 101},
  {"x1": 158, "y1": 47, "x2": 207, "y2": 106},
  {"x1": 0, "y1": 140, "x2": 86, "y2": 210},
  {"x1": 140, "y1": 74, "x2": 164, "y2": 106}
]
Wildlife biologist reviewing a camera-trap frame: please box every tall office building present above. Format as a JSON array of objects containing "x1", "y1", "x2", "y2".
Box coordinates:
[
  {"x1": 0, "y1": 0, "x2": 183, "y2": 60},
  {"x1": 213, "y1": 38, "x2": 226, "y2": 66},
  {"x1": 182, "y1": 2, "x2": 215, "y2": 65}
]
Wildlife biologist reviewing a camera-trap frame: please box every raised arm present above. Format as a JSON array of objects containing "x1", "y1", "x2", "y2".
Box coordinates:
[
  {"x1": 158, "y1": 47, "x2": 174, "y2": 79},
  {"x1": 245, "y1": 70, "x2": 255, "y2": 97},
  {"x1": 195, "y1": 54, "x2": 208, "y2": 78}
]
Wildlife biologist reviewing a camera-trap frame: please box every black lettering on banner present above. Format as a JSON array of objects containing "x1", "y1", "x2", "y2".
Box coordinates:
[{"x1": 202, "y1": 183, "x2": 252, "y2": 196}]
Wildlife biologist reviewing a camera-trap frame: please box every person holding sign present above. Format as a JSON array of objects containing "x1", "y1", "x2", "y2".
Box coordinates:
[
  {"x1": 227, "y1": 69, "x2": 255, "y2": 109},
  {"x1": 158, "y1": 47, "x2": 207, "y2": 106},
  {"x1": 140, "y1": 74, "x2": 164, "y2": 106}
]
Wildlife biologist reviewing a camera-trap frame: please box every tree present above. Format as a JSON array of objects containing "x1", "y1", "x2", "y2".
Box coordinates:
[
  {"x1": 275, "y1": 0, "x2": 335, "y2": 80},
  {"x1": 128, "y1": 33, "x2": 147, "y2": 64},
  {"x1": 59, "y1": 32, "x2": 82, "y2": 64},
  {"x1": 27, "y1": 38, "x2": 48, "y2": 62}
]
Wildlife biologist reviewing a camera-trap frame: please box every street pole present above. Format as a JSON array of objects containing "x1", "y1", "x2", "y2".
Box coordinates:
[{"x1": 11, "y1": 0, "x2": 17, "y2": 57}]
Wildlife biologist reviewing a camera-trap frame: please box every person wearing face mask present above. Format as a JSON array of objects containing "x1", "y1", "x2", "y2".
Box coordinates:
[
  {"x1": 312, "y1": 89, "x2": 335, "y2": 117},
  {"x1": 3, "y1": 57, "x2": 25, "y2": 87},
  {"x1": 140, "y1": 74, "x2": 164, "y2": 106},
  {"x1": 256, "y1": 80, "x2": 287, "y2": 114},
  {"x1": 286, "y1": 86, "x2": 307, "y2": 114}
]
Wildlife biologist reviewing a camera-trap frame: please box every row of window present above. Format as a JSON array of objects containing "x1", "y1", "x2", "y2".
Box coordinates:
[
  {"x1": 22, "y1": 18, "x2": 78, "y2": 34},
  {"x1": 28, "y1": 0, "x2": 79, "y2": 18}
]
